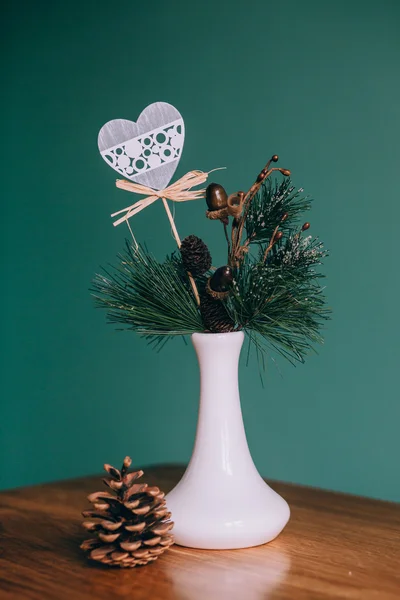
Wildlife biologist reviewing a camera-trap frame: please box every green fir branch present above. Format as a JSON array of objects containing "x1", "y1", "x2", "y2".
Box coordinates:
[
  {"x1": 265, "y1": 230, "x2": 329, "y2": 275},
  {"x1": 226, "y1": 240, "x2": 330, "y2": 364},
  {"x1": 91, "y1": 242, "x2": 203, "y2": 338},
  {"x1": 245, "y1": 178, "x2": 312, "y2": 244}
]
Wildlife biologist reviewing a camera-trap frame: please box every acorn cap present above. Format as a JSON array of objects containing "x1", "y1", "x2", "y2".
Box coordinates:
[{"x1": 227, "y1": 192, "x2": 245, "y2": 218}]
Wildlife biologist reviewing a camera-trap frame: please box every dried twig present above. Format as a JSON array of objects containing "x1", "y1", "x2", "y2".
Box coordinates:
[{"x1": 228, "y1": 156, "x2": 290, "y2": 266}]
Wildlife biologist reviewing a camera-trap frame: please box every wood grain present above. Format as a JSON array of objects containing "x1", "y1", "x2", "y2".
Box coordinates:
[{"x1": 0, "y1": 465, "x2": 399, "y2": 600}]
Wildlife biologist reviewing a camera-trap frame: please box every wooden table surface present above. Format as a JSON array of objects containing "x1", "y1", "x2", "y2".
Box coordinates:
[{"x1": 0, "y1": 465, "x2": 399, "y2": 600}]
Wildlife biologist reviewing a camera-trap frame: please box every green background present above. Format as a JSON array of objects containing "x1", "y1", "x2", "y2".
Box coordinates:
[{"x1": 1, "y1": 0, "x2": 400, "y2": 501}]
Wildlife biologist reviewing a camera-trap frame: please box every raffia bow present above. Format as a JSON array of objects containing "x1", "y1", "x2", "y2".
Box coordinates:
[
  {"x1": 111, "y1": 170, "x2": 216, "y2": 227},
  {"x1": 110, "y1": 169, "x2": 223, "y2": 307}
]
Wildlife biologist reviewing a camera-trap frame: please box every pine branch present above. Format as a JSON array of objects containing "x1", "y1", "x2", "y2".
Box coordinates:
[
  {"x1": 226, "y1": 241, "x2": 330, "y2": 364},
  {"x1": 265, "y1": 230, "x2": 329, "y2": 274},
  {"x1": 245, "y1": 178, "x2": 312, "y2": 245},
  {"x1": 91, "y1": 242, "x2": 204, "y2": 338}
]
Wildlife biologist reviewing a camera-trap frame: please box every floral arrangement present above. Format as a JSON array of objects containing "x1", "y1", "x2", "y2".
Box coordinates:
[{"x1": 93, "y1": 103, "x2": 329, "y2": 365}]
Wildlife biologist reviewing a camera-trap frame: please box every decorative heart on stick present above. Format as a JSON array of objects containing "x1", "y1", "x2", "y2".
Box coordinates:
[{"x1": 98, "y1": 102, "x2": 185, "y2": 191}]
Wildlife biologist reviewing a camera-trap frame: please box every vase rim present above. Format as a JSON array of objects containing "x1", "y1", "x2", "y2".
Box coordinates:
[{"x1": 192, "y1": 330, "x2": 244, "y2": 339}]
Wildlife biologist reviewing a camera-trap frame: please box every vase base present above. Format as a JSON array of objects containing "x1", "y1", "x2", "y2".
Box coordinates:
[{"x1": 166, "y1": 480, "x2": 290, "y2": 550}]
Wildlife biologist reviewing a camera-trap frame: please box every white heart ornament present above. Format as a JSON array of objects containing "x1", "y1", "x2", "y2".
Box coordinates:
[{"x1": 98, "y1": 102, "x2": 185, "y2": 191}]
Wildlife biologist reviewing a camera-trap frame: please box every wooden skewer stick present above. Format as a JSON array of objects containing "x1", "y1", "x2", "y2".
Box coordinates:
[
  {"x1": 161, "y1": 198, "x2": 201, "y2": 306},
  {"x1": 162, "y1": 198, "x2": 181, "y2": 245}
]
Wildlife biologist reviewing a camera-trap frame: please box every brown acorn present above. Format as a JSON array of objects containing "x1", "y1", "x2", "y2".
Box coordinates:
[
  {"x1": 302, "y1": 222, "x2": 310, "y2": 231},
  {"x1": 209, "y1": 266, "x2": 233, "y2": 293},
  {"x1": 206, "y1": 183, "x2": 228, "y2": 212}
]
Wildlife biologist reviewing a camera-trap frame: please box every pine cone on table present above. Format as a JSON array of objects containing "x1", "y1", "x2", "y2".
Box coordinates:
[
  {"x1": 80, "y1": 457, "x2": 174, "y2": 568},
  {"x1": 180, "y1": 235, "x2": 212, "y2": 276}
]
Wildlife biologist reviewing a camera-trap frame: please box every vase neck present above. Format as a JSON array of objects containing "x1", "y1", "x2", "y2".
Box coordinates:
[
  {"x1": 193, "y1": 331, "x2": 244, "y2": 409},
  {"x1": 187, "y1": 332, "x2": 256, "y2": 481}
]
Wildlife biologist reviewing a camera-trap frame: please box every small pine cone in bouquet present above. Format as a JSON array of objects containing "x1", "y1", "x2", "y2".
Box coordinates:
[
  {"x1": 180, "y1": 235, "x2": 212, "y2": 276},
  {"x1": 200, "y1": 292, "x2": 235, "y2": 333}
]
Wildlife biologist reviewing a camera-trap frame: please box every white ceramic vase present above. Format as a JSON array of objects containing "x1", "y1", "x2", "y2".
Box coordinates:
[{"x1": 166, "y1": 331, "x2": 290, "y2": 550}]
